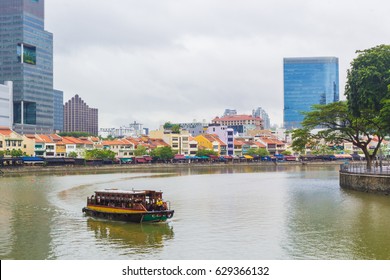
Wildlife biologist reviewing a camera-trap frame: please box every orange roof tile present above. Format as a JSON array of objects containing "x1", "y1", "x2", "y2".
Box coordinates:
[
  {"x1": 36, "y1": 134, "x2": 54, "y2": 143},
  {"x1": 0, "y1": 127, "x2": 13, "y2": 136},
  {"x1": 62, "y1": 136, "x2": 84, "y2": 144}
]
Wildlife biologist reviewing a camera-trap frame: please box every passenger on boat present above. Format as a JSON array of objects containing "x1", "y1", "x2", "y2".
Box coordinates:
[{"x1": 156, "y1": 198, "x2": 163, "y2": 210}]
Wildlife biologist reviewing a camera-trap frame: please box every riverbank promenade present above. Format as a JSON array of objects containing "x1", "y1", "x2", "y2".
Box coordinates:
[
  {"x1": 340, "y1": 162, "x2": 390, "y2": 195},
  {"x1": 0, "y1": 160, "x2": 343, "y2": 176}
]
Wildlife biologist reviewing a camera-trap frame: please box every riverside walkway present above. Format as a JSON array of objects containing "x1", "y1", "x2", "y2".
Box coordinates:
[
  {"x1": 340, "y1": 162, "x2": 390, "y2": 194},
  {"x1": 340, "y1": 162, "x2": 390, "y2": 176}
]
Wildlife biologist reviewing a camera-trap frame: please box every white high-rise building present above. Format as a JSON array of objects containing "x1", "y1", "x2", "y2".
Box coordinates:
[
  {"x1": 0, "y1": 81, "x2": 13, "y2": 128},
  {"x1": 252, "y1": 107, "x2": 270, "y2": 129}
]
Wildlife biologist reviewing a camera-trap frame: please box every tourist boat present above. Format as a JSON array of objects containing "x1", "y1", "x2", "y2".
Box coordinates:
[{"x1": 82, "y1": 189, "x2": 174, "y2": 223}]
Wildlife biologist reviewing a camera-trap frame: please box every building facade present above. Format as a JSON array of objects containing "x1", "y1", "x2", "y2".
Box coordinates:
[
  {"x1": 178, "y1": 121, "x2": 207, "y2": 136},
  {"x1": 149, "y1": 127, "x2": 191, "y2": 155},
  {"x1": 0, "y1": 0, "x2": 54, "y2": 134},
  {"x1": 63, "y1": 94, "x2": 98, "y2": 135},
  {"x1": 283, "y1": 57, "x2": 339, "y2": 130},
  {"x1": 53, "y1": 89, "x2": 63, "y2": 132},
  {"x1": 0, "y1": 81, "x2": 13, "y2": 128},
  {"x1": 99, "y1": 121, "x2": 144, "y2": 138},
  {"x1": 206, "y1": 123, "x2": 234, "y2": 156},
  {"x1": 212, "y1": 115, "x2": 263, "y2": 135},
  {"x1": 252, "y1": 107, "x2": 270, "y2": 129}
]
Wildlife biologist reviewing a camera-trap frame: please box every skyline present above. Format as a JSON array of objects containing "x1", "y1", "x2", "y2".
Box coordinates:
[{"x1": 45, "y1": 0, "x2": 390, "y2": 129}]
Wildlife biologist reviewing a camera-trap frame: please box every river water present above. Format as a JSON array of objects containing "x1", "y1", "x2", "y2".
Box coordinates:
[{"x1": 1, "y1": 165, "x2": 390, "y2": 260}]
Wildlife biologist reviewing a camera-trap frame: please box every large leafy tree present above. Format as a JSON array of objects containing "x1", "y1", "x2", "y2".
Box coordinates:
[
  {"x1": 345, "y1": 44, "x2": 390, "y2": 138},
  {"x1": 245, "y1": 147, "x2": 269, "y2": 157},
  {"x1": 379, "y1": 86, "x2": 390, "y2": 132},
  {"x1": 291, "y1": 101, "x2": 385, "y2": 168},
  {"x1": 150, "y1": 146, "x2": 174, "y2": 161},
  {"x1": 345, "y1": 45, "x2": 390, "y2": 118},
  {"x1": 133, "y1": 145, "x2": 148, "y2": 156},
  {"x1": 196, "y1": 149, "x2": 218, "y2": 157},
  {"x1": 84, "y1": 149, "x2": 116, "y2": 160}
]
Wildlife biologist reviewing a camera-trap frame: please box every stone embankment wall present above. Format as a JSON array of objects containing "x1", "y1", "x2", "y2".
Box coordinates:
[
  {"x1": 339, "y1": 171, "x2": 390, "y2": 195},
  {"x1": 0, "y1": 161, "x2": 342, "y2": 176}
]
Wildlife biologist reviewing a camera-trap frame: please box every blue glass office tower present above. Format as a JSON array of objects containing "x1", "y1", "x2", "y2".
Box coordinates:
[
  {"x1": 53, "y1": 89, "x2": 63, "y2": 132},
  {"x1": 0, "y1": 0, "x2": 54, "y2": 134},
  {"x1": 283, "y1": 57, "x2": 339, "y2": 130}
]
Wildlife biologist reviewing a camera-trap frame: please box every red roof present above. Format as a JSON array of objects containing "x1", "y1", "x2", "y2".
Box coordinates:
[
  {"x1": 36, "y1": 134, "x2": 54, "y2": 143},
  {"x1": 0, "y1": 127, "x2": 13, "y2": 136}
]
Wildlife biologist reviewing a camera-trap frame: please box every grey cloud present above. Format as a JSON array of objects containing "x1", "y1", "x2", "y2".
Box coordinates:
[{"x1": 47, "y1": 0, "x2": 390, "y2": 129}]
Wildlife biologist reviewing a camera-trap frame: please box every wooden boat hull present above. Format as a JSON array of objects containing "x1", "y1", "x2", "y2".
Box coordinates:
[{"x1": 82, "y1": 206, "x2": 174, "y2": 223}]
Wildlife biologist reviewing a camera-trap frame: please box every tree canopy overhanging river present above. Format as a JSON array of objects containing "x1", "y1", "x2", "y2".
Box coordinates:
[{"x1": 1, "y1": 165, "x2": 390, "y2": 260}]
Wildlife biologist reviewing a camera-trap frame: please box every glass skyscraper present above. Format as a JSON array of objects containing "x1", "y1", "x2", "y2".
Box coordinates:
[
  {"x1": 0, "y1": 0, "x2": 54, "y2": 134},
  {"x1": 283, "y1": 57, "x2": 339, "y2": 130},
  {"x1": 53, "y1": 89, "x2": 63, "y2": 132}
]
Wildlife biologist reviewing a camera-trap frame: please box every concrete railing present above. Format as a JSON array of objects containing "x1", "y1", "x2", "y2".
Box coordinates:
[
  {"x1": 340, "y1": 163, "x2": 390, "y2": 194},
  {"x1": 340, "y1": 162, "x2": 390, "y2": 176}
]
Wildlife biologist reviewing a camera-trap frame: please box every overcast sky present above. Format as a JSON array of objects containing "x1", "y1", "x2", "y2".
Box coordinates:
[{"x1": 45, "y1": 0, "x2": 390, "y2": 130}]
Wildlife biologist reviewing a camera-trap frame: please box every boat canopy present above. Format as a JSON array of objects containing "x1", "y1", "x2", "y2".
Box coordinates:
[{"x1": 95, "y1": 189, "x2": 160, "y2": 196}]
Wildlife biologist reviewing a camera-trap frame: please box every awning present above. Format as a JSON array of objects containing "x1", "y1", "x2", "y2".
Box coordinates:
[
  {"x1": 186, "y1": 156, "x2": 200, "y2": 159},
  {"x1": 208, "y1": 155, "x2": 219, "y2": 159},
  {"x1": 120, "y1": 158, "x2": 133, "y2": 163},
  {"x1": 244, "y1": 155, "x2": 254, "y2": 159},
  {"x1": 20, "y1": 156, "x2": 44, "y2": 163},
  {"x1": 334, "y1": 154, "x2": 353, "y2": 159},
  {"x1": 174, "y1": 155, "x2": 186, "y2": 160}
]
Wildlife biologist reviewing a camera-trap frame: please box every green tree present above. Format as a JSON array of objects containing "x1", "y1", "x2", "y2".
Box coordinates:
[
  {"x1": 163, "y1": 122, "x2": 181, "y2": 133},
  {"x1": 345, "y1": 45, "x2": 390, "y2": 119},
  {"x1": 379, "y1": 94, "x2": 390, "y2": 133},
  {"x1": 311, "y1": 144, "x2": 333, "y2": 156},
  {"x1": 292, "y1": 101, "x2": 385, "y2": 168},
  {"x1": 171, "y1": 124, "x2": 181, "y2": 134},
  {"x1": 245, "y1": 147, "x2": 269, "y2": 157},
  {"x1": 163, "y1": 122, "x2": 173, "y2": 130},
  {"x1": 150, "y1": 146, "x2": 174, "y2": 161},
  {"x1": 291, "y1": 128, "x2": 314, "y2": 154},
  {"x1": 10, "y1": 149, "x2": 24, "y2": 157},
  {"x1": 196, "y1": 149, "x2": 218, "y2": 157},
  {"x1": 68, "y1": 151, "x2": 78, "y2": 158},
  {"x1": 85, "y1": 149, "x2": 116, "y2": 160},
  {"x1": 281, "y1": 150, "x2": 292, "y2": 156},
  {"x1": 134, "y1": 145, "x2": 148, "y2": 156}
]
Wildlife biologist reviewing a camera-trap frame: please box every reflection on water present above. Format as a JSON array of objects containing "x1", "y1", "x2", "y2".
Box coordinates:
[
  {"x1": 0, "y1": 176, "x2": 55, "y2": 259},
  {"x1": 86, "y1": 218, "x2": 174, "y2": 256},
  {"x1": 284, "y1": 180, "x2": 390, "y2": 260},
  {"x1": 1, "y1": 165, "x2": 390, "y2": 260}
]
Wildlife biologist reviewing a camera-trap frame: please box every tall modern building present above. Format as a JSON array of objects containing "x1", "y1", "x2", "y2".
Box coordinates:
[
  {"x1": 0, "y1": 81, "x2": 13, "y2": 127},
  {"x1": 53, "y1": 89, "x2": 63, "y2": 132},
  {"x1": 252, "y1": 107, "x2": 270, "y2": 129},
  {"x1": 64, "y1": 94, "x2": 98, "y2": 136},
  {"x1": 0, "y1": 0, "x2": 54, "y2": 134},
  {"x1": 283, "y1": 57, "x2": 339, "y2": 130}
]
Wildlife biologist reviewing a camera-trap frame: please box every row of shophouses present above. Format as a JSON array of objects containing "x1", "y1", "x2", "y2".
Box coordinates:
[
  {"x1": 0, "y1": 125, "x2": 288, "y2": 159},
  {"x1": 3, "y1": 124, "x2": 384, "y2": 159}
]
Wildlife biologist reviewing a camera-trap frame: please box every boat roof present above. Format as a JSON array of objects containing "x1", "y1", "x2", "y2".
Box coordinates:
[{"x1": 94, "y1": 189, "x2": 161, "y2": 195}]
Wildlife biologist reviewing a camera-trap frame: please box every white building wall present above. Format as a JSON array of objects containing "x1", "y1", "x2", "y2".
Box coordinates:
[
  {"x1": 0, "y1": 81, "x2": 13, "y2": 128},
  {"x1": 206, "y1": 124, "x2": 234, "y2": 156}
]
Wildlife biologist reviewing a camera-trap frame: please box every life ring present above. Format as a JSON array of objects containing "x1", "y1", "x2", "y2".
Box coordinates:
[{"x1": 166, "y1": 211, "x2": 173, "y2": 219}]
